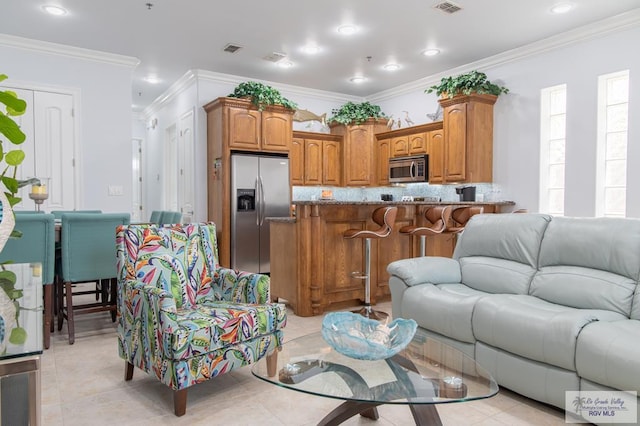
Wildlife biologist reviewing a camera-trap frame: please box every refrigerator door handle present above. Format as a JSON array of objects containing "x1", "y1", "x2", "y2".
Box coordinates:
[
  {"x1": 255, "y1": 178, "x2": 260, "y2": 226},
  {"x1": 259, "y1": 175, "x2": 266, "y2": 226}
]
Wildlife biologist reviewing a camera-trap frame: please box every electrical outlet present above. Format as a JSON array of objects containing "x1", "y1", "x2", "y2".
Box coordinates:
[{"x1": 108, "y1": 185, "x2": 124, "y2": 196}]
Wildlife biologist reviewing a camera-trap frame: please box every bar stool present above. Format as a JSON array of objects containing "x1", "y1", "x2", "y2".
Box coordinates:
[
  {"x1": 447, "y1": 206, "x2": 484, "y2": 238},
  {"x1": 399, "y1": 206, "x2": 452, "y2": 257},
  {"x1": 343, "y1": 206, "x2": 398, "y2": 320}
]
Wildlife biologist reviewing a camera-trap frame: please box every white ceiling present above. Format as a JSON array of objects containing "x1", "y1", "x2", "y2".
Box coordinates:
[{"x1": 2, "y1": 1, "x2": 639, "y2": 111}]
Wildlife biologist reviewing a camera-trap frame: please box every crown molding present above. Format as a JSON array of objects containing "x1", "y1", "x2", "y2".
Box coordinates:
[
  {"x1": 194, "y1": 69, "x2": 361, "y2": 103},
  {"x1": 141, "y1": 70, "x2": 197, "y2": 118},
  {"x1": 0, "y1": 33, "x2": 140, "y2": 68},
  {"x1": 367, "y1": 8, "x2": 640, "y2": 103}
]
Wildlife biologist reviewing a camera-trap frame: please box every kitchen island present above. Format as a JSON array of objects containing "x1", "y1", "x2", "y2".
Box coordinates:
[{"x1": 269, "y1": 200, "x2": 514, "y2": 316}]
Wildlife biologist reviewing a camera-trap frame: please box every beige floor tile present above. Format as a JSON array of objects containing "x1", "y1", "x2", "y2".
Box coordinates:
[{"x1": 41, "y1": 301, "x2": 571, "y2": 425}]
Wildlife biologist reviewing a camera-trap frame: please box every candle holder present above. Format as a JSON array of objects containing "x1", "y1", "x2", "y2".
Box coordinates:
[{"x1": 28, "y1": 184, "x2": 49, "y2": 211}]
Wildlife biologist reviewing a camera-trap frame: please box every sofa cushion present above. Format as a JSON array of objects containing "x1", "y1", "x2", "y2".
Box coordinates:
[
  {"x1": 576, "y1": 320, "x2": 640, "y2": 393},
  {"x1": 530, "y1": 266, "x2": 636, "y2": 317},
  {"x1": 472, "y1": 294, "x2": 626, "y2": 371},
  {"x1": 169, "y1": 301, "x2": 287, "y2": 360},
  {"x1": 402, "y1": 283, "x2": 489, "y2": 343},
  {"x1": 460, "y1": 256, "x2": 537, "y2": 295},
  {"x1": 453, "y1": 214, "x2": 551, "y2": 294}
]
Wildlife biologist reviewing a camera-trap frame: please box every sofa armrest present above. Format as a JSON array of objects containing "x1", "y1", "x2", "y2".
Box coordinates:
[
  {"x1": 215, "y1": 268, "x2": 271, "y2": 304},
  {"x1": 387, "y1": 256, "x2": 462, "y2": 287}
]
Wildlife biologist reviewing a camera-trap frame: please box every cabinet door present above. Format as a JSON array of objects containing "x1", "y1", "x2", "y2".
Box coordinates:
[
  {"x1": 322, "y1": 140, "x2": 341, "y2": 185},
  {"x1": 290, "y1": 138, "x2": 305, "y2": 185},
  {"x1": 344, "y1": 127, "x2": 373, "y2": 186},
  {"x1": 428, "y1": 129, "x2": 444, "y2": 183},
  {"x1": 228, "y1": 107, "x2": 261, "y2": 150},
  {"x1": 409, "y1": 133, "x2": 428, "y2": 154},
  {"x1": 377, "y1": 138, "x2": 391, "y2": 185},
  {"x1": 444, "y1": 104, "x2": 467, "y2": 181},
  {"x1": 391, "y1": 136, "x2": 409, "y2": 157},
  {"x1": 262, "y1": 111, "x2": 291, "y2": 152},
  {"x1": 304, "y1": 139, "x2": 323, "y2": 185}
]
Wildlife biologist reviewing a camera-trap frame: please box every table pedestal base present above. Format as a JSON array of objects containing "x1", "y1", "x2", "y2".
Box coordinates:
[{"x1": 317, "y1": 400, "x2": 442, "y2": 426}]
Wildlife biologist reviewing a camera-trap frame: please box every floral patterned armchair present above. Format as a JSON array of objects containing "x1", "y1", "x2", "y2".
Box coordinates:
[{"x1": 116, "y1": 222, "x2": 286, "y2": 416}]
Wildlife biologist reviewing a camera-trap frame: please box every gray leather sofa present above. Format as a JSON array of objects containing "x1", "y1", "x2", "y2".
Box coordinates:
[{"x1": 388, "y1": 213, "x2": 640, "y2": 423}]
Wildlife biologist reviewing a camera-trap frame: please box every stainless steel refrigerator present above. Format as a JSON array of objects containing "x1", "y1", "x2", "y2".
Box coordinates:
[{"x1": 231, "y1": 153, "x2": 290, "y2": 273}]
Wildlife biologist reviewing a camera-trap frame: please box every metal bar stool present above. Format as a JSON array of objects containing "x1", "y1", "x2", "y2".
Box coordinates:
[
  {"x1": 343, "y1": 206, "x2": 398, "y2": 320},
  {"x1": 399, "y1": 206, "x2": 452, "y2": 257}
]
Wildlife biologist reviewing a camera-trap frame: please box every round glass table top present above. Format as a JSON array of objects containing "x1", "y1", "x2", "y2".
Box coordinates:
[{"x1": 252, "y1": 330, "x2": 498, "y2": 405}]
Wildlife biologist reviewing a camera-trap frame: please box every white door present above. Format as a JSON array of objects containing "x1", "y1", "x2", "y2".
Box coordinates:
[
  {"x1": 178, "y1": 109, "x2": 195, "y2": 223},
  {"x1": 164, "y1": 124, "x2": 178, "y2": 211},
  {"x1": 9, "y1": 88, "x2": 75, "y2": 212},
  {"x1": 131, "y1": 138, "x2": 143, "y2": 222}
]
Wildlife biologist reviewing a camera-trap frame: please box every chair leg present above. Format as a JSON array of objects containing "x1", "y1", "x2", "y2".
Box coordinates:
[
  {"x1": 110, "y1": 278, "x2": 117, "y2": 322},
  {"x1": 266, "y1": 350, "x2": 278, "y2": 378},
  {"x1": 65, "y1": 281, "x2": 75, "y2": 345},
  {"x1": 56, "y1": 278, "x2": 64, "y2": 331},
  {"x1": 174, "y1": 389, "x2": 188, "y2": 417},
  {"x1": 43, "y1": 284, "x2": 53, "y2": 349},
  {"x1": 124, "y1": 361, "x2": 134, "y2": 381}
]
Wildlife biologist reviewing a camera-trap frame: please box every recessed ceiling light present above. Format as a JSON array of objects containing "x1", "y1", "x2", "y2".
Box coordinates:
[
  {"x1": 301, "y1": 45, "x2": 321, "y2": 55},
  {"x1": 383, "y1": 63, "x2": 400, "y2": 71},
  {"x1": 350, "y1": 76, "x2": 366, "y2": 83},
  {"x1": 144, "y1": 75, "x2": 160, "y2": 84},
  {"x1": 337, "y1": 25, "x2": 358, "y2": 36},
  {"x1": 277, "y1": 61, "x2": 294, "y2": 69},
  {"x1": 42, "y1": 4, "x2": 67, "y2": 16},
  {"x1": 422, "y1": 49, "x2": 441, "y2": 57},
  {"x1": 550, "y1": 3, "x2": 574, "y2": 14}
]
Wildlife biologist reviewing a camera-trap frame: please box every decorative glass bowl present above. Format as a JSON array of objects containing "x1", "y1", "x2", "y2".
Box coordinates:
[{"x1": 321, "y1": 312, "x2": 417, "y2": 360}]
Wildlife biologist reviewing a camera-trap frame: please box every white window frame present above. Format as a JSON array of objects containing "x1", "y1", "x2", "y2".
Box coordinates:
[
  {"x1": 539, "y1": 84, "x2": 567, "y2": 216},
  {"x1": 595, "y1": 70, "x2": 629, "y2": 218}
]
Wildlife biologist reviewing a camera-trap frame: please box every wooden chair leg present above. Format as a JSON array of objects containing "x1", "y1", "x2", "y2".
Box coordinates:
[
  {"x1": 124, "y1": 361, "x2": 134, "y2": 381},
  {"x1": 43, "y1": 284, "x2": 53, "y2": 349},
  {"x1": 65, "y1": 281, "x2": 75, "y2": 345},
  {"x1": 174, "y1": 389, "x2": 188, "y2": 417},
  {"x1": 110, "y1": 278, "x2": 117, "y2": 322},
  {"x1": 56, "y1": 278, "x2": 64, "y2": 331}
]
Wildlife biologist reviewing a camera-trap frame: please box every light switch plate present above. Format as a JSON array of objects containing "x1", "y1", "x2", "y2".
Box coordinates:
[{"x1": 108, "y1": 185, "x2": 123, "y2": 196}]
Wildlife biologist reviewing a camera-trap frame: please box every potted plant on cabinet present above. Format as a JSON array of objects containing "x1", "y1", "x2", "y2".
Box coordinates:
[
  {"x1": 228, "y1": 81, "x2": 297, "y2": 111},
  {"x1": 425, "y1": 70, "x2": 508, "y2": 99},
  {"x1": 327, "y1": 101, "x2": 388, "y2": 126}
]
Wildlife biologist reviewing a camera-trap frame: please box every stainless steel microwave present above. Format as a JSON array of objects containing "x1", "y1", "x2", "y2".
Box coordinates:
[{"x1": 389, "y1": 155, "x2": 429, "y2": 183}]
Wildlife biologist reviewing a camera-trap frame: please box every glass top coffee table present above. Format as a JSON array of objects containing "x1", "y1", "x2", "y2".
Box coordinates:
[{"x1": 252, "y1": 330, "x2": 498, "y2": 425}]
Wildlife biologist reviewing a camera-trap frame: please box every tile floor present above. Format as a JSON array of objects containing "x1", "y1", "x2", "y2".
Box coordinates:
[{"x1": 42, "y1": 301, "x2": 572, "y2": 425}]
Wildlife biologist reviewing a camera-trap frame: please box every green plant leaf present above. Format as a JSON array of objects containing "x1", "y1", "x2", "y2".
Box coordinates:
[
  {"x1": 327, "y1": 101, "x2": 387, "y2": 125},
  {"x1": 0, "y1": 112, "x2": 27, "y2": 144},
  {"x1": 5, "y1": 149, "x2": 25, "y2": 166},
  {"x1": 228, "y1": 81, "x2": 297, "y2": 111},
  {"x1": 9, "y1": 327, "x2": 27, "y2": 345},
  {"x1": 425, "y1": 70, "x2": 508, "y2": 98}
]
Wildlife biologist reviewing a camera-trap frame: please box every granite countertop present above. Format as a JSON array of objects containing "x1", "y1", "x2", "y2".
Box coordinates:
[
  {"x1": 292, "y1": 200, "x2": 516, "y2": 206},
  {"x1": 265, "y1": 217, "x2": 297, "y2": 223}
]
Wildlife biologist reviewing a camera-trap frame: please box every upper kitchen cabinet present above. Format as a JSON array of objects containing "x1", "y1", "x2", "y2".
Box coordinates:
[
  {"x1": 439, "y1": 93, "x2": 497, "y2": 183},
  {"x1": 291, "y1": 131, "x2": 342, "y2": 186},
  {"x1": 331, "y1": 119, "x2": 388, "y2": 186},
  {"x1": 210, "y1": 97, "x2": 293, "y2": 153}
]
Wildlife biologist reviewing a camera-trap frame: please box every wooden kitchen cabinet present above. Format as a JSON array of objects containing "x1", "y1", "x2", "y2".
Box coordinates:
[
  {"x1": 391, "y1": 136, "x2": 409, "y2": 157},
  {"x1": 331, "y1": 119, "x2": 388, "y2": 186},
  {"x1": 428, "y1": 129, "x2": 444, "y2": 183},
  {"x1": 439, "y1": 93, "x2": 497, "y2": 183},
  {"x1": 291, "y1": 131, "x2": 342, "y2": 186},
  {"x1": 290, "y1": 137, "x2": 304, "y2": 185},
  {"x1": 225, "y1": 99, "x2": 292, "y2": 153},
  {"x1": 377, "y1": 138, "x2": 391, "y2": 185},
  {"x1": 409, "y1": 133, "x2": 428, "y2": 154}
]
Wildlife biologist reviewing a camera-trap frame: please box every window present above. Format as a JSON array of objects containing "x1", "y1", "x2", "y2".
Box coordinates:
[
  {"x1": 540, "y1": 84, "x2": 567, "y2": 215},
  {"x1": 596, "y1": 70, "x2": 629, "y2": 217}
]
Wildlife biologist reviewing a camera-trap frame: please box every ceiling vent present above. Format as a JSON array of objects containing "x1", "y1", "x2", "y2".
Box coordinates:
[
  {"x1": 263, "y1": 51, "x2": 288, "y2": 63},
  {"x1": 223, "y1": 43, "x2": 243, "y2": 53},
  {"x1": 433, "y1": 1, "x2": 462, "y2": 14}
]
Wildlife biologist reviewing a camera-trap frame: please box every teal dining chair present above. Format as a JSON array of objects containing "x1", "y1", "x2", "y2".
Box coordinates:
[
  {"x1": 51, "y1": 210, "x2": 102, "y2": 220},
  {"x1": 159, "y1": 210, "x2": 182, "y2": 224},
  {"x1": 0, "y1": 212, "x2": 56, "y2": 348},
  {"x1": 149, "y1": 210, "x2": 162, "y2": 223},
  {"x1": 58, "y1": 212, "x2": 130, "y2": 344}
]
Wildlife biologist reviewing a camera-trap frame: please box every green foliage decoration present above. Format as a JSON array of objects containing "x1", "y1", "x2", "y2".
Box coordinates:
[
  {"x1": 425, "y1": 70, "x2": 509, "y2": 99},
  {"x1": 0, "y1": 268, "x2": 27, "y2": 346},
  {"x1": 0, "y1": 74, "x2": 27, "y2": 207},
  {"x1": 327, "y1": 101, "x2": 388, "y2": 126},
  {"x1": 228, "y1": 81, "x2": 297, "y2": 111}
]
